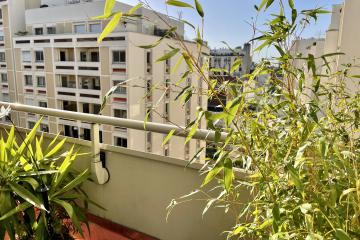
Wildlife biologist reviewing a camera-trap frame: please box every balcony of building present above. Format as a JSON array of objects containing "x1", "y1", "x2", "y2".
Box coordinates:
[
  {"x1": 77, "y1": 48, "x2": 101, "y2": 75},
  {"x1": 0, "y1": 101, "x2": 247, "y2": 240},
  {"x1": 54, "y1": 48, "x2": 75, "y2": 74}
]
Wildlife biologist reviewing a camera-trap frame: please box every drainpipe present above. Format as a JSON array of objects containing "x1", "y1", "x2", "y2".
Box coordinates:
[{"x1": 91, "y1": 123, "x2": 109, "y2": 184}]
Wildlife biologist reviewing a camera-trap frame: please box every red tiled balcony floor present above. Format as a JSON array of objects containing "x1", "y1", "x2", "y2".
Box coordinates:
[
  {"x1": 5, "y1": 214, "x2": 157, "y2": 240},
  {"x1": 73, "y1": 223, "x2": 130, "y2": 240}
]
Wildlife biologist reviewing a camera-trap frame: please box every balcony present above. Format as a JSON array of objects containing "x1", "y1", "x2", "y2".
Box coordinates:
[{"x1": 0, "y1": 101, "x2": 245, "y2": 240}]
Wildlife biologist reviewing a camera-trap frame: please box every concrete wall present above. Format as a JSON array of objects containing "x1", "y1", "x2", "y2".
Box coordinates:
[{"x1": 0, "y1": 124, "x2": 250, "y2": 240}]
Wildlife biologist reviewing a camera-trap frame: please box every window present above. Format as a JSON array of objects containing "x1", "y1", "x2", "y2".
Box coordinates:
[
  {"x1": 40, "y1": 124, "x2": 49, "y2": 133},
  {"x1": 165, "y1": 57, "x2": 171, "y2": 73},
  {"x1": 89, "y1": 23, "x2": 101, "y2": 33},
  {"x1": 80, "y1": 52, "x2": 87, "y2": 62},
  {"x1": 28, "y1": 121, "x2": 36, "y2": 129},
  {"x1": 146, "y1": 51, "x2": 152, "y2": 73},
  {"x1": 114, "y1": 109, "x2": 127, "y2": 118},
  {"x1": 115, "y1": 137, "x2": 127, "y2": 148},
  {"x1": 35, "y1": 51, "x2": 44, "y2": 62},
  {"x1": 24, "y1": 75, "x2": 32, "y2": 86},
  {"x1": 47, "y1": 26, "x2": 56, "y2": 34},
  {"x1": 37, "y1": 76, "x2": 46, "y2": 87},
  {"x1": 1, "y1": 73, "x2": 7, "y2": 83},
  {"x1": 34, "y1": 28, "x2": 43, "y2": 35},
  {"x1": 112, "y1": 50, "x2": 126, "y2": 63},
  {"x1": 22, "y1": 51, "x2": 31, "y2": 62},
  {"x1": 165, "y1": 79, "x2": 170, "y2": 98},
  {"x1": 39, "y1": 101, "x2": 47, "y2": 108},
  {"x1": 147, "y1": 51, "x2": 152, "y2": 64},
  {"x1": 2, "y1": 93, "x2": 9, "y2": 102},
  {"x1": 90, "y1": 52, "x2": 99, "y2": 62},
  {"x1": 0, "y1": 52, "x2": 5, "y2": 62},
  {"x1": 74, "y1": 24, "x2": 86, "y2": 34},
  {"x1": 165, "y1": 103, "x2": 169, "y2": 121},
  {"x1": 164, "y1": 145, "x2": 169, "y2": 156}
]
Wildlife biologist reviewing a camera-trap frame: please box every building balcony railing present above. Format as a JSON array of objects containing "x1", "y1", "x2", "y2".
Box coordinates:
[{"x1": 0, "y1": 101, "x2": 241, "y2": 240}]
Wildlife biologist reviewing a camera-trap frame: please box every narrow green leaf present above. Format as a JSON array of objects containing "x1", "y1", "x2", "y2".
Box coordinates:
[
  {"x1": 98, "y1": 12, "x2": 123, "y2": 43},
  {"x1": 166, "y1": 0, "x2": 193, "y2": 8},
  {"x1": 202, "y1": 163, "x2": 223, "y2": 187},
  {"x1": 185, "y1": 123, "x2": 198, "y2": 144},
  {"x1": 156, "y1": 48, "x2": 180, "y2": 62},
  {"x1": 223, "y1": 158, "x2": 233, "y2": 192},
  {"x1": 9, "y1": 182, "x2": 46, "y2": 211},
  {"x1": 53, "y1": 199, "x2": 83, "y2": 237},
  {"x1": 44, "y1": 138, "x2": 66, "y2": 158},
  {"x1": 104, "y1": 0, "x2": 116, "y2": 17},
  {"x1": 335, "y1": 229, "x2": 351, "y2": 240},
  {"x1": 0, "y1": 202, "x2": 32, "y2": 221},
  {"x1": 194, "y1": 0, "x2": 204, "y2": 17},
  {"x1": 128, "y1": 3, "x2": 143, "y2": 15},
  {"x1": 51, "y1": 169, "x2": 90, "y2": 198},
  {"x1": 163, "y1": 130, "x2": 176, "y2": 146},
  {"x1": 230, "y1": 58, "x2": 242, "y2": 74}
]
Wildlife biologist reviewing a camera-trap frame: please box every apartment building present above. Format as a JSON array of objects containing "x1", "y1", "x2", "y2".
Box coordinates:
[
  {"x1": 0, "y1": 0, "x2": 208, "y2": 160},
  {"x1": 208, "y1": 43, "x2": 252, "y2": 112},
  {"x1": 291, "y1": 1, "x2": 360, "y2": 95}
]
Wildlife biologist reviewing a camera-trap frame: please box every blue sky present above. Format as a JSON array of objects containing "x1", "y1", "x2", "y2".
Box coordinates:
[{"x1": 118, "y1": 0, "x2": 343, "y2": 49}]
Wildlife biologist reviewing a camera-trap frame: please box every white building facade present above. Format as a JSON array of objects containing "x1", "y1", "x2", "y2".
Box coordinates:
[{"x1": 0, "y1": 0, "x2": 208, "y2": 160}]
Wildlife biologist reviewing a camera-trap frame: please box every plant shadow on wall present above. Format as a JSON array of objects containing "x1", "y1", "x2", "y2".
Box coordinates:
[
  {"x1": 99, "y1": 0, "x2": 359, "y2": 239},
  {"x1": 0, "y1": 107, "x2": 99, "y2": 240}
]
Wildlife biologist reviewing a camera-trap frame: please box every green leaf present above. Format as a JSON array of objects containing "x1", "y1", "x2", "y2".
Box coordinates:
[
  {"x1": 181, "y1": 19, "x2": 196, "y2": 30},
  {"x1": 185, "y1": 123, "x2": 198, "y2": 144},
  {"x1": 104, "y1": 0, "x2": 116, "y2": 17},
  {"x1": 128, "y1": 3, "x2": 143, "y2": 15},
  {"x1": 53, "y1": 199, "x2": 83, "y2": 237},
  {"x1": 230, "y1": 58, "x2": 242, "y2": 74},
  {"x1": 51, "y1": 146, "x2": 75, "y2": 191},
  {"x1": 335, "y1": 229, "x2": 351, "y2": 240},
  {"x1": 9, "y1": 182, "x2": 46, "y2": 211},
  {"x1": 166, "y1": 0, "x2": 193, "y2": 8},
  {"x1": 98, "y1": 12, "x2": 123, "y2": 43},
  {"x1": 202, "y1": 163, "x2": 223, "y2": 187},
  {"x1": 194, "y1": 0, "x2": 204, "y2": 17},
  {"x1": 157, "y1": 48, "x2": 180, "y2": 62},
  {"x1": 44, "y1": 138, "x2": 66, "y2": 158},
  {"x1": 288, "y1": 0, "x2": 294, "y2": 9},
  {"x1": 339, "y1": 188, "x2": 357, "y2": 202},
  {"x1": 223, "y1": 158, "x2": 233, "y2": 192},
  {"x1": 163, "y1": 130, "x2": 176, "y2": 146},
  {"x1": 0, "y1": 202, "x2": 32, "y2": 221},
  {"x1": 50, "y1": 169, "x2": 90, "y2": 198}
]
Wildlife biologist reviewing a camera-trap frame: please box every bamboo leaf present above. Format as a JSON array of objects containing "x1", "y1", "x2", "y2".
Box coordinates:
[
  {"x1": 202, "y1": 163, "x2": 223, "y2": 187},
  {"x1": 163, "y1": 130, "x2": 176, "y2": 146},
  {"x1": 166, "y1": 0, "x2": 193, "y2": 8},
  {"x1": 335, "y1": 229, "x2": 351, "y2": 240},
  {"x1": 194, "y1": 0, "x2": 204, "y2": 17},
  {"x1": 230, "y1": 58, "x2": 242, "y2": 74},
  {"x1": 98, "y1": 12, "x2": 123, "y2": 43},
  {"x1": 223, "y1": 158, "x2": 233, "y2": 192},
  {"x1": 157, "y1": 48, "x2": 180, "y2": 62}
]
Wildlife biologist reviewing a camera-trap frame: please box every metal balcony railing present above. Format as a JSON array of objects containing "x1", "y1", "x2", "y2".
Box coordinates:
[{"x1": 0, "y1": 101, "x2": 227, "y2": 184}]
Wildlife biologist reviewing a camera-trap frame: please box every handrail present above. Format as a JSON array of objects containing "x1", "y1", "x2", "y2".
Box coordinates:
[{"x1": 0, "y1": 102, "x2": 227, "y2": 142}]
